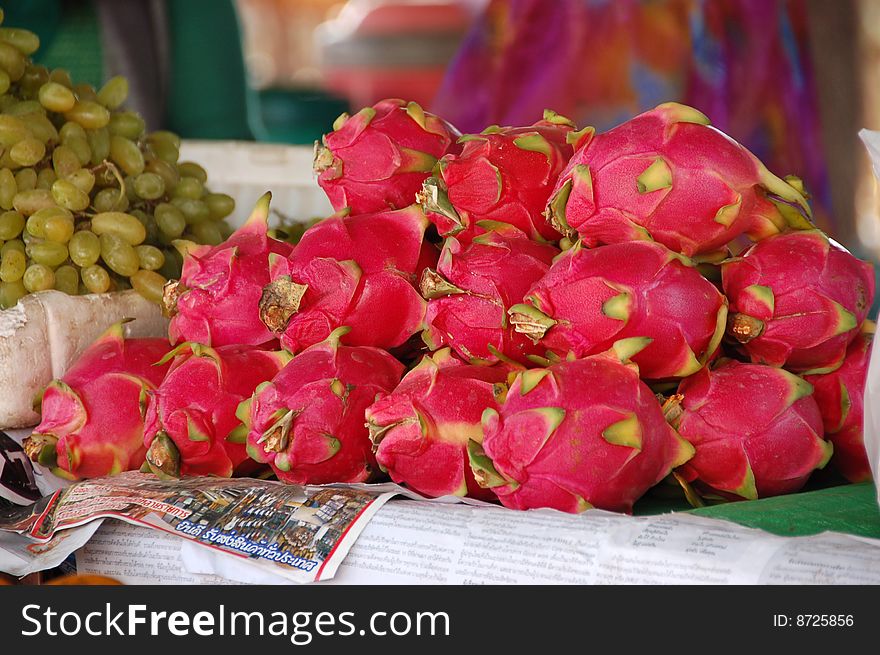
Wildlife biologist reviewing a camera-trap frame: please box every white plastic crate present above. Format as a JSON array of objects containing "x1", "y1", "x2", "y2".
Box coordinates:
[{"x1": 178, "y1": 140, "x2": 334, "y2": 229}]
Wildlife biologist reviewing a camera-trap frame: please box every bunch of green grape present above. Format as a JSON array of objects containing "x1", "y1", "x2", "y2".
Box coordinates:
[{"x1": 0, "y1": 10, "x2": 236, "y2": 309}]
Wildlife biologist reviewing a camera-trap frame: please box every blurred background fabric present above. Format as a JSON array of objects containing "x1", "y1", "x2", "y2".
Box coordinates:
[{"x1": 432, "y1": 0, "x2": 832, "y2": 234}]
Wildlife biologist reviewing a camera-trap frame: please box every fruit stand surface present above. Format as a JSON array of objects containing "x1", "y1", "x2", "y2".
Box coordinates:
[
  {"x1": 633, "y1": 483, "x2": 880, "y2": 539},
  {"x1": 687, "y1": 482, "x2": 880, "y2": 539}
]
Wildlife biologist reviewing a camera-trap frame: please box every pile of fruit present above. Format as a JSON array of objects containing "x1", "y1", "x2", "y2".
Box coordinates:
[
  {"x1": 0, "y1": 11, "x2": 238, "y2": 310},
  {"x1": 22, "y1": 94, "x2": 876, "y2": 514}
]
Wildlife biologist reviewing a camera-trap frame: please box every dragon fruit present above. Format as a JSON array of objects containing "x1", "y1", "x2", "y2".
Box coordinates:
[
  {"x1": 805, "y1": 328, "x2": 874, "y2": 482},
  {"x1": 241, "y1": 328, "x2": 404, "y2": 485},
  {"x1": 366, "y1": 349, "x2": 509, "y2": 500},
  {"x1": 259, "y1": 205, "x2": 436, "y2": 353},
  {"x1": 508, "y1": 241, "x2": 728, "y2": 379},
  {"x1": 418, "y1": 110, "x2": 576, "y2": 243},
  {"x1": 164, "y1": 192, "x2": 293, "y2": 347},
  {"x1": 420, "y1": 226, "x2": 559, "y2": 365},
  {"x1": 723, "y1": 230, "x2": 875, "y2": 374},
  {"x1": 143, "y1": 343, "x2": 289, "y2": 479},
  {"x1": 544, "y1": 102, "x2": 813, "y2": 258},
  {"x1": 314, "y1": 99, "x2": 460, "y2": 215},
  {"x1": 667, "y1": 360, "x2": 832, "y2": 501},
  {"x1": 23, "y1": 323, "x2": 173, "y2": 480},
  {"x1": 469, "y1": 346, "x2": 694, "y2": 513}
]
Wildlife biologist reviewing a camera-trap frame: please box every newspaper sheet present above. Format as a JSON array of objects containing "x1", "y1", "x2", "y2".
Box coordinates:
[
  {"x1": 0, "y1": 472, "x2": 397, "y2": 583},
  {"x1": 76, "y1": 499, "x2": 880, "y2": 585}
]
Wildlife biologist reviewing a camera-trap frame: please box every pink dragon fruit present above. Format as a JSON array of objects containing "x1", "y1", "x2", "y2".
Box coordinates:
[
  {"x1": 366, "y1": 349, "x2": 509, "y2": 500},
  {"x1": 164, "y1": 192, "x2": 294, "y2": 348},
  {"x1": 23, "y1": 323, "x2": 173, "y2": 480},
  {"x1": 143, "y1": 343, "x2": 289, "y2": 479},
  {"x1": 805, "y1": 328, "x2": 874, "y2": 482},
  {"x1": 723, "y1": 230, "x2": 875, "y2": 374},
  {"x1": 544, "y1": 102, "x2": 813, "y2": 258},
  {"x1": 259, "y1": 205, "x2": 436, "y2": 353},
  {"x1": 469, "y1": 346, "x2": 694, "y2": 513},
  {"x1": 314, "y1": 99, "x2": 460, "y2": 215},
  {"x1": 241, "y1": 328, "x2": 404, "y2": 485},
  {"x1": 418, "y1": 110, "x2": 576, "y2": 243},
  {"x1": 420, "y1": 226, "x2": 559, "y2": 365},
  {"x1": 667, "y1": 360, "x2": 832, "y2": 501},
  {"x1": 508, "y1": 240, "x2": 728, "y2": 379}
]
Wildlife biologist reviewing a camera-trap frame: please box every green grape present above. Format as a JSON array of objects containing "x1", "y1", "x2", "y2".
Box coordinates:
[
  {"x1": 123, "y1": 175, "x2": 138, "y2": 201},
  {"x1": 80, "y1": 264, "x2": 110, "y2": 294},
  {"x1": 65, "y1": 135, "x2": 91, "y2": 165},
  {"x1": 0, "y1": 69, "x2": 9, "y2": 95},
  {"x1": 132, "y1": 172, "x2": 165, "y2": 200},
  {"x1": 42, "y1": 213, "x2": 75, "y2": 243},
  {"x1": 14, "y1": 168, "x2": 37, "y2": 191},
  {"x1": 86, "y1": 127, "x2": 110, "y2": 165},
  {"x1": 9, "y1": 137, "x2": 45, "y2": 167},
  {"x1": 0, "y1": 41, "x2": 26, "y2": 81},
  {"x1": 22, "y1": 263, "x2": 54, "y2": 292},
  {"x1": 92, "y1": 211, "x2": 146, "y2": 245},
  {"x1": 0, "y1": 168, "x2": 16, "y2": 209},
  {"x1": 59, "y1": 121, "x2": 86, "y2": 142},
  {"x1": 13, "y1": 188, "x2": 53, "y2": 215},
  {"x1": 145, "y1": 157, "x2": 180, "y2": 191},
  {"x1": 172, "y1": 197, "x2": 211, "y2": 224},
  {"x1": 0, "y1": 247, "x2": 25, "y2": 282},
  {"x1": 109, "y1": 135, "x2": 144, "y2": 176},
  {"x1": 48, "y1": 68, "x2": 73, "y2": 88},
  {"x1": 20, "y1": 113, "x2": 57, "y2": 143},
  {"x1": 37, "y1": 81, "x2": 74, "y2": 112},
  {"x1": 176, "y1": 162, "x2": 208, "y2": 184},
  {"x1": 93, "y1": 165, "x2": 122, "y2": 189},
  {"x1": 205, "y1": 193, "x2": 235, "y2": 220},
  {"x1": 92, "y1": 187, "x2": 128, "y2": 213},
  {"x1": 147, "y1": 138, "x2": 179, "y2": 164},
  {"x1": 5, "y1": 100, "x2": 44, "y2": 116},
  {"x1": 51, "y1": 145, "x2": 80, "y2": 178},
  {"x1": 135, "y1": 244, "x2": 165, "y2": 271},
  {"x1": 26, "y1": 240, "x2": 68, "y2": 267},
  {"x1": 97, "y1": 75, "x2": 128, "y2": 109},
  {"x1": 25, "y1": 212, "x2": 46, "y2": 238},
  {"x1": 0, "y1": 280, "x2": 26, "y2": 308},
  {"x1": 1, "y1": 239, "x2": 24, "y2": 255},
  {"x1": 66, "y1": 168, "x2": 95, "y2": 194},
  {"x1": 65, "y1": 101, "x2": 110, "y2": 129},
  {"x1": 0, "y1": 210, "x2": 24, "y2": 239},
  {"x1": 108, "y1": 111, "x2": 145, "y2": 140},
  {"x1": 19, "y1": 64, "x2": 49, "y2": 98},
  {"x1": 73, "y1": 83, "x2": 97, "y2": 102},
  {"x1": 0, "y1": 115, "x2": 29, "y2": 147},
  {"x1": 99, "y1": 233, "x2": 140, "y2": 276},
  {"x1": 191, "y1": 222, "x2": 223, "y2": 246},
  {"x1": 0, "y1": 150, "x2": 18, "y2": 170},
  {"x1": 53, "y1": 264, "x2": 79, "y2": 295},
  {"x1": 35, "y1": 167, "x2": 56, "y2": 190},
  {"x1": 129, "y1": 209, "x2": 158, "y2": 244},
  {"x1": 0, "y1": 28, "x2": 40, "y2": 55},
  {"x1": 129, "y1": 269, "x2": 166, "y2": 305},
  {"x1": 157, "y1": 246, "x2": 183, "y2": 280},
  {"x1": 148, "y1": 130, "x2": 181, "y2": 150},
  {"x1": 51, "y1": 179, "x2": 90, "y2": 211},
  {"x1": 173, "y1": 176, "x2": 203, "y2": 200},
  {"x1": 68, "y1": 230, "x2": 100, "y2": 266},
  {"x1": 155, "y1": 202, "x2": 186, "y2": 238}
]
